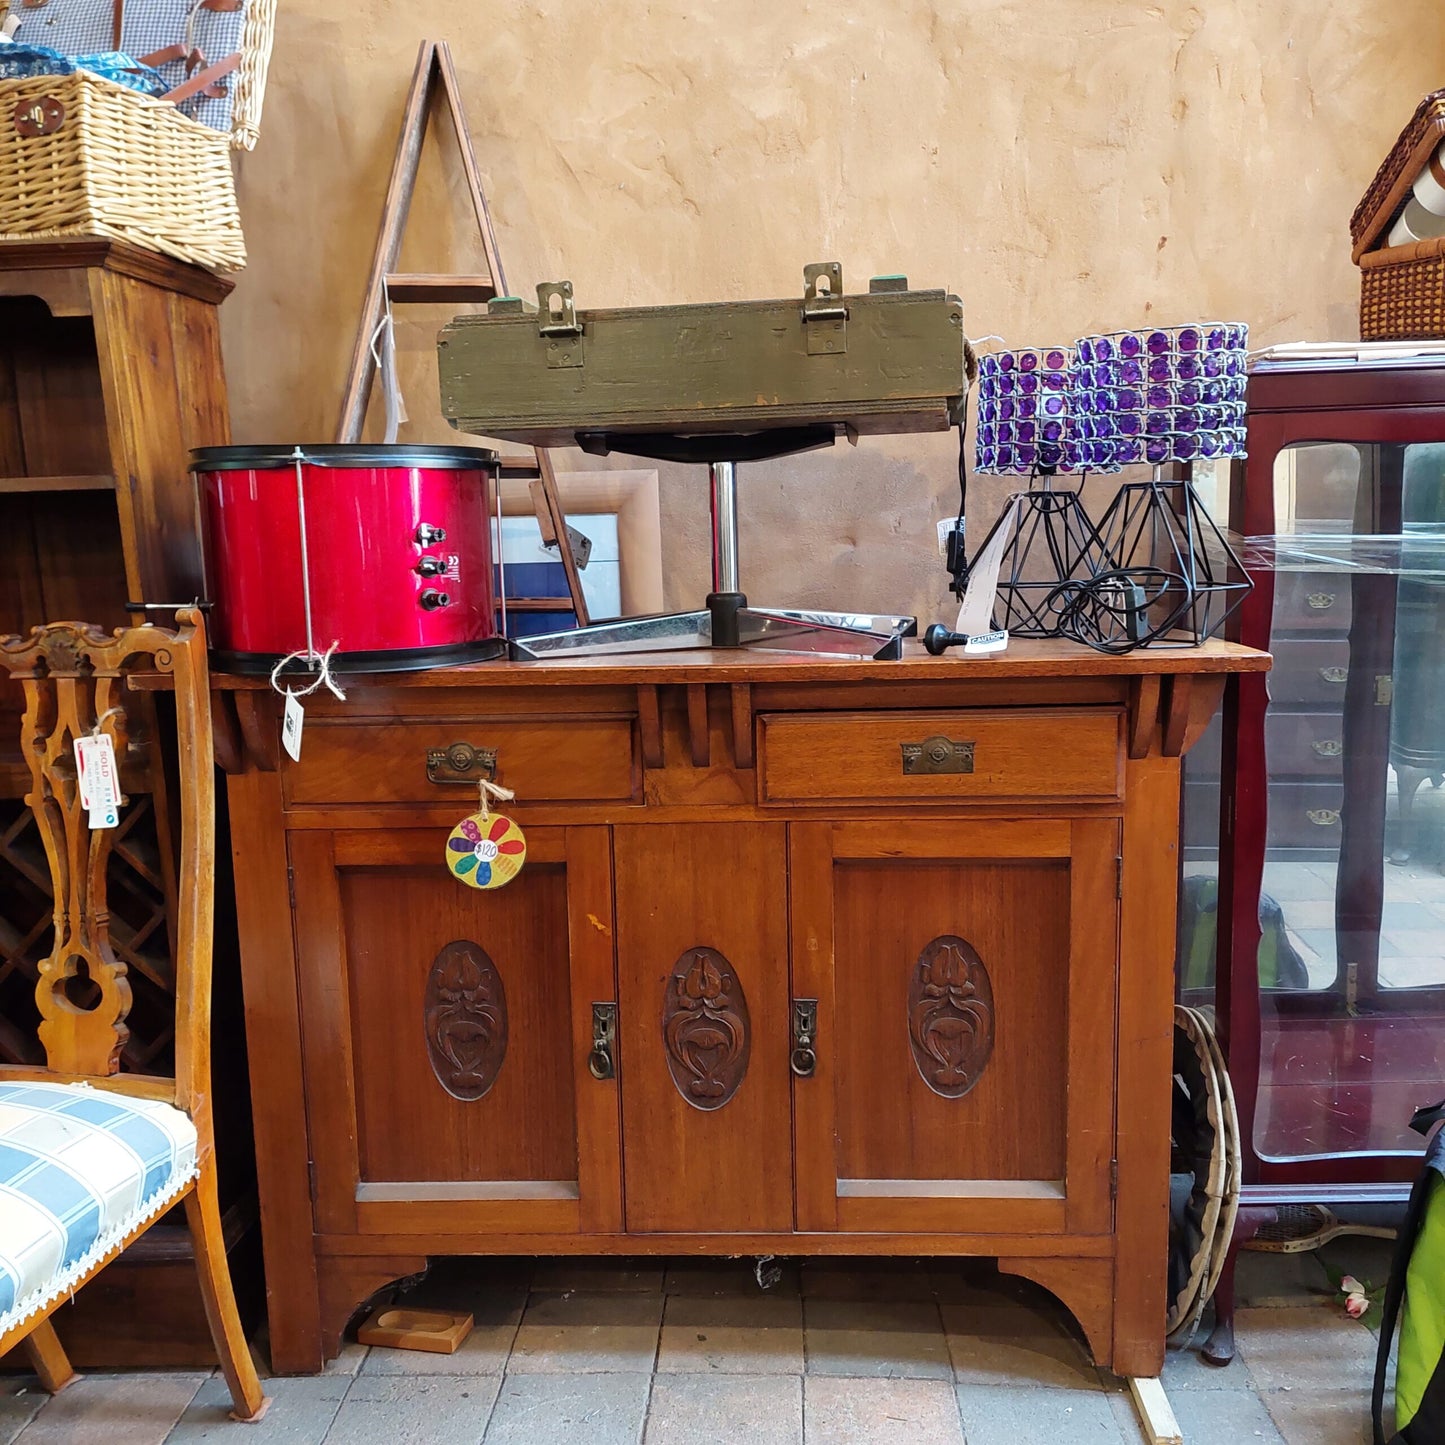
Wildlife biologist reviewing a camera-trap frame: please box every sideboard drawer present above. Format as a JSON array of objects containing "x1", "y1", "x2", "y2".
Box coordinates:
[
  {"x1": 757, "y1": 708, "x2": 1123, "y2": 804},
  {"x1": 282, "y1": 715, "x2": 640, "y2": 806}
]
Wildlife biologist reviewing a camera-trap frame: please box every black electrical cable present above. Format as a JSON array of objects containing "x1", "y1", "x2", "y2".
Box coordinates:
[{"x1": 949, "y1": 413, "x2": 969, "y2": 598}]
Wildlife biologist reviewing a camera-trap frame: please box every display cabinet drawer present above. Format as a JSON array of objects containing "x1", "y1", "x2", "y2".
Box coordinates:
[
  {"x1": 1268, "y1": 640, "x2": 1352, "y2": 707},
  {"x1": 1272, "y1": 572, "x2": 1352, "y2": 633},
  {"x1": 1188, "y1": 710, "x2": 1345, "y2": 781},
  {"x1": 282, "y1": 715, "x2": 639, "y2": 806},
  {"x1": 757, "y1": 708, "x2": 1123, "y2": 804},
  {"x1": 1266, "y1": 780, "x2": 1345, "y2": 850}
]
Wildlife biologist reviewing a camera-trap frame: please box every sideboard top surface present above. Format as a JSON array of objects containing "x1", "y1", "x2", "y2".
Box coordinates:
[{"x1": 209, "y1": 638, "x2": 1270, "y2": 691}]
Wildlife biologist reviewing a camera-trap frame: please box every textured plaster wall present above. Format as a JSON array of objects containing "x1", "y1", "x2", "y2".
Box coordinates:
[{"x1": 226, "y1": 2, "x2": 1444, "y2": 624}]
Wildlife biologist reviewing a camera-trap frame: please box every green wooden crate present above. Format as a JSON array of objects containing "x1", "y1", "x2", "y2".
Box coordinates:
[{"x1": 438, "y1": 263, "x2": 972, "y2": 447}]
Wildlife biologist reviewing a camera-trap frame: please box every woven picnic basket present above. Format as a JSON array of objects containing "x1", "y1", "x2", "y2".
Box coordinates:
[
  {"x1": 0, "y1": 0, "x2": 277, "y2": 271},
  {"x1": 1352, "y1": 89, "x2": 1445, "y2": 341}
]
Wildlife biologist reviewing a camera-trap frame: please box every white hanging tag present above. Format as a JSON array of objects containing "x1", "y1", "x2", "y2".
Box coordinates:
[
  {"x1": 282, "y1": 691, "x2": 305, "y2": 762},
  {"x1": 75, "y1": 734, "x2": 121, "y2": 830},
  {"x1": 955, "y1": 494, "x2": 1023, "y2": 645},
  {"x1": 75, "y1": 736, "x2": 96, "y2": 812},
  {"x1": 371, "y1": 306, "x2": 408, "y2": 446}
]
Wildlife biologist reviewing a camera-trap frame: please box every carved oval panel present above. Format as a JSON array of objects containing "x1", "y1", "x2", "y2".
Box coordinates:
[
  {"x1": 662, "y1": 947, "x2": 750, "y2": 1110},
  {"x1": 424, "y1": 941, "x2": 508, "y2": 1101},
  {"x1": 907, "y1": 934, "x2": 994, "y2": 1099}
]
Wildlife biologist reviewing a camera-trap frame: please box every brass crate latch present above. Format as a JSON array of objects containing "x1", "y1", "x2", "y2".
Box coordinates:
[
  {"x1": 802, "y1": 262, "x2": 847, "y2": 355},
  {"x1": 537, "y1": 280, "x2": 584, "y2": 368}
]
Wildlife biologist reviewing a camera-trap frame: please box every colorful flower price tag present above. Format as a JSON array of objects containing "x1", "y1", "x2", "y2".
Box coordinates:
[{"x1": 446, "y1": 810, "x2": 526, "y2": 889}]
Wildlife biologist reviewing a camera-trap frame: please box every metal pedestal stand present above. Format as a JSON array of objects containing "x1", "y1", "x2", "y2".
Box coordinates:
[{"x1": 511, "y1": 429, "x2": 915, "y2": 661}]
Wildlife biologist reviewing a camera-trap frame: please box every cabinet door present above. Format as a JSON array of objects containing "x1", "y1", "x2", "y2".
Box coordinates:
[
  {"x1": 290, "y1": 826, "x2": 621, "y2": 1238},
  {"x1": 613, "y1": 824, "x2": 794, "y2": 1233},
  {"x1": 792, "y1": 818, "x2": 1118, "y2": 1236}
]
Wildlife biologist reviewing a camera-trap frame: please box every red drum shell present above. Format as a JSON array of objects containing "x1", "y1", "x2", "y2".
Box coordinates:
[{"x1": 192, "y1": 445, "x2": 499, "y2": 671}]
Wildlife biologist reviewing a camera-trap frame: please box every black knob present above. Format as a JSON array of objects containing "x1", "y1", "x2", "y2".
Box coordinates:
[
  {"x1": 415, "y1": 523, "x2": 447, "y2": 546},
  {"x1": 414, "y1": 555, "x2": 444, "y2": 577},
  {"x1": 419, "y1": 589, "x2": 451, "y2": 611},
  {"x1": 924, "y1": 623, "x2": 967, "y2": 655}
]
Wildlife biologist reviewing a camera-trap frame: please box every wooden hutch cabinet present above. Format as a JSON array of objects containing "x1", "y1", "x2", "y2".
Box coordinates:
[{"x1": 219, "y1": 642, "x2": 1266, "y2": 1377}]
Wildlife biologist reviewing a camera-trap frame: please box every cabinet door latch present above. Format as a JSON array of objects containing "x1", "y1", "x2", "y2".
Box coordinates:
[
  {"x1": 791, "y1": 999, "x2": 818, "y2": 1077},
  {"x1": 588, "y1": 1002, "x2": 617, "y2": 1080}
]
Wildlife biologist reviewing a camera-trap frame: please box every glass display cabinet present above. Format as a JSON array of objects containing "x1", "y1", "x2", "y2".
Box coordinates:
[{"x1": 1185, "y1": 357, "x2": 1445, "y2": 1364}]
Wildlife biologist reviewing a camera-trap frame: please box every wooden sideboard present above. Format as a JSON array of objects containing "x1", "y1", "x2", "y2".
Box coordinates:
[{"x1": 217, "y1": 641, "x2": 1268, "y2": 1376}]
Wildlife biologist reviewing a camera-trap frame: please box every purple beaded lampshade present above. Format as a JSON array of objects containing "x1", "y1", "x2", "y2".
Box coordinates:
[
  {"x1": 1073, "y1": 323, "x2": 1248, "y2": 468},
  {"x1": 1068, "y1": 322, "x2": 1253, "y2": 649},
  {"x1": 973, "y1": 347, "x2": 1075, "y2": 475},
  {"x1": 969, "y1": 346, "x2": 1118, "y2": 637}
]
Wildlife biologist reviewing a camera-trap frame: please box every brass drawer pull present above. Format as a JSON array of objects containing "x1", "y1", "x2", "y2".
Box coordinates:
[
  {"x1": 1311, "y1": 739, "x2": 1343, "y2": 758},
  {"x1": 1306, "y1": 808, "x2": 1340, "y2": 827},
  {"x1": 1306, "y1": 592, "x2": 1336, "y2": 610},
  {"x1": 588, "y1": 1003, "x2": 617, "y2": 1080},
  {"x1": 427, "y1": 742, "x2": 497, "y2": 784},
  {"x1": 900, "y1": 736, "x2": 975, "y2": 775},
  {"x1": 1319, "y1": 666, "x2": 1348, "y2": 685},
  {"x1": 791, "y1": 999, "x2": 818, "y2": 1078}
]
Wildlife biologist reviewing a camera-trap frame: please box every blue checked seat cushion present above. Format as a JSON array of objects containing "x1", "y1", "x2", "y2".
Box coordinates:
[{"x1": 0, "y1": 1081, "x2": 198, "y2": 1339}]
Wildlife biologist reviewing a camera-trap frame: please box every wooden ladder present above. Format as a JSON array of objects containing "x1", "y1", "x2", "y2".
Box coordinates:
[{"x1": 336, "y1": 39, "x2": 590, "y2": 628}]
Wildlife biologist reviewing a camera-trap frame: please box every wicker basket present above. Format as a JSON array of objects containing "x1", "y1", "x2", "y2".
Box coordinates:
[
  {"x1": 1352, "y1": 90, "x2": 1445, "y2": 339},
  {"x1": 1351, "y1": 89, "x2": 1445, "y2": 261},
  {"x1": 230, "y1": 0, "x2": 278, "y2": 152},
  {"x1": 0, "y1": 71, "x2": 244, "y2": 271},
  {"x1": 1360, "y1": 238, "x2": 1445, "y2": 341}
]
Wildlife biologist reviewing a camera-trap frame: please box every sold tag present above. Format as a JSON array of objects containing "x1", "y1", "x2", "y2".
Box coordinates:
[
  {"x1": 281, "y1": 691, "x2": 304, "y2": 762},
  {"x1": 74, "y1": 733, "x2": 121, "y2": 829}
]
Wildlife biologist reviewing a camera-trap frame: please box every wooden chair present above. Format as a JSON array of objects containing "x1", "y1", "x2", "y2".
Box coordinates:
[{"x1": 0, "y1": 611, "x2": 266, "y2": 1421}]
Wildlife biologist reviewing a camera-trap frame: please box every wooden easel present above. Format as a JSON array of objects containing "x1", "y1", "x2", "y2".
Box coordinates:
[{"x1": 337, "y1": 39, "x2": 590, "y2": 627}]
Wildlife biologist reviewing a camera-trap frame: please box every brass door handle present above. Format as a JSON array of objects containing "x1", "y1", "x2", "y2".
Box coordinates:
[
  {"x1": 1311, "y1": 739, "x2": 1343, "y2": 758},
  {"x1": 1319, "y1": 667, "x2": 1348, "y2": 685},
  {"x1": 1306, "y1": 808, "x2": 1340, "y2": 827},
  {"x1": 588, "y1": 1002, "x2": 617, "y2": 1080},
  {"x1": 791, "y1": 999, "x2": 818, "y2": 1077},
  {"x1": 1306, "y1": 592, "x2": 1336, "y2": 610},
  {"x1": 427, "y1": 742, "x2": 498, "y2": 784}
]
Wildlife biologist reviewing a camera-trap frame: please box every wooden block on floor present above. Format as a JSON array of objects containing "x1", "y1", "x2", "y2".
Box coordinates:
[
  {"x1": 1128, "y1": 1375, "x2": 1183, "y2": 1445},
  {"x1": 356, "y1": 1306, "x2": 473, "y2": 1355}
]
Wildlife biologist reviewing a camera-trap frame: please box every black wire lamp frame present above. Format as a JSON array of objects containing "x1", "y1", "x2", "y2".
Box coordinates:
[
  {"x1": 969, "y1": 466, "x2": 1119, "y2": 639},
  {"x1": 1055, "y1": 463, "x2": 1253, "y2": 652}
]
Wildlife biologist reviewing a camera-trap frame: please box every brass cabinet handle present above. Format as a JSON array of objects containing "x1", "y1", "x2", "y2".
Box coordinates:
[
  {"x1": 900, "y1": 736, "x2": 975, "y2": 775},
  {"x1": 791, "y1": 999, "x2": 818, "y2": 1077},
  {"x1": 1319, "y1": 667, "x2": 1348, "y2": 685},
  {"x1": 1311, "y1": 739, "x2": 1343, "y2": 758},
  {"x1": 588, "y1": 1002, "x2": 617, "y2": 1080},
  {"x1": 427, "y1": 742, "x2": 498, "y2": 784},
  {"x1": 1306, "y1": 808, "x2": 1340, "y2": 827},
  {"x1": 1306, "y1": 592, "x2": 1336, "y2": 610}
]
